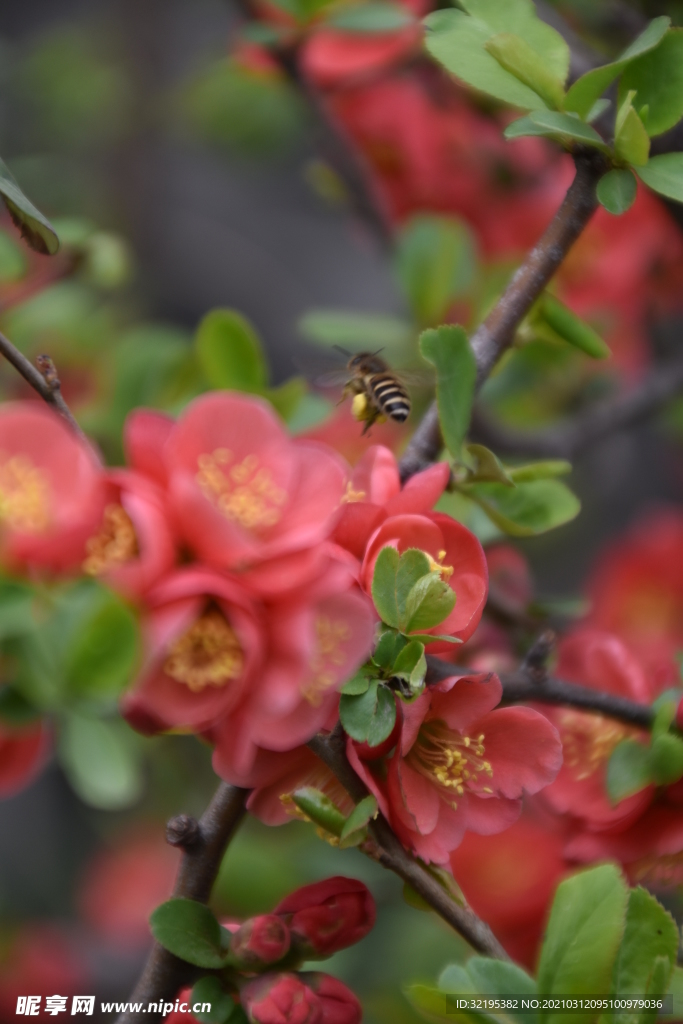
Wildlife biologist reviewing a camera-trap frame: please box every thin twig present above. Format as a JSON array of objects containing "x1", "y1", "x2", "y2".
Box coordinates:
[
  {"x1": 307, "y1": 728, "x2": 510, "y2": 960},
  {"x1": 398, "y1": 150, "x2": 607, "y2": 480},
  {"x1": 471, "y1": 354, "x2": 683, "y2": 460},
  {"x1": 116, "y1": 784, "x2": 249, "y2": 1024},
  {"x1": 0, "y1": 330, "x2": 88, "y2": 443}
]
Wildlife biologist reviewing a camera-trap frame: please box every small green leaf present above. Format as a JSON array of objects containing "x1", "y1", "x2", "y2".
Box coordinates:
[
  {"x1": 420, "y1": 325, "x2": 476, "y2": 459},
  {"x1": 371, "y1": 546, "x2": 401, "y2": 628},
  {"x1": 391, "y1": 640, "x2": 427, "y2": 690},
  {"x1": 465, "y1": 479, "x2": 580, "y2": 536},
  {"x1": 396, "y1": 215, "x2": 477, "y2": 326},
  {"x1": 649, "y1": 733, "x2": 683, "y2": 786},
  {"x1": 373, "y1": 630, "x2": 408, "y2": 671},
  {"x1": 537, "y1": 864, "x2": 629, "y2": 1020},
  {"x1": 667, "y1": 966, "x2": 683, "y2": 1021},
  {"x1": 637, "y1": 153, "x2": 683, "y2": 203},
  {"x1": 195, "y1": 309, "x2": 268, "y2": 392},
  {"x1": 504, "y1": 111, "x2": 607, "y2": 149},
  {"x1": 485, "y1": 33, "x2": 565, "y2": 110},
  {"x1": 404, "y1": 573, "x2": 456, "y2": 633},
  {"x1": 326, "y1": 3, "x2": 413, "y2": 33},
  {"x1": 606, "y1": 739, "x2": 653, "y2": 804},
  {"x1": 339, "y1": 794, "x2": 378, "y2": 848},
  {"x1": 298, "y1": 310, "x2": 411, "y2": 350},
  {"x1": 652, "y1": 699, "x2": 676, "y2": 739},
  {"x1": 64, "y1": 590, "x2": 140, "y2": 700},
  {"x1": 506, "y1": 460, "x2": 571, "y2": 483},
  {"x1": 291, "y1": 786, "x2": 346, "y2": 836},
  {"x1": 341, "y1": 671, "x2": 371, "y2": 696},
  {"x1": 619, "y1": 29, "x2": 683, "y2": 137},
  {"x1": 539, "y1": 293, "x2": 611, "y2": 359},
  {"x1": 340, "y1": 679, "x2": 397, "y2": 745},
  {"x1": 0, "y1": 157, "x2": 59, "y2": 255},
  {"x1": 586, "y1": 98, "x2": 611, "y2": 123},
  {"x1": 405, "y1": 984, "x2": 455, "y2": 1024},
  {"x1": 611, "y1": 887, "x2": 677, "y2": 1024},
  {"x1": 150, "y1": 899, "x2": 228, "y2": 969},
  {"x1": 404, "y1": 633, "x2": 463, "y2": 645},
  {"x1": 58, "y1": 715, "x2": 144, "y2": 811},
  {"x1": 191, "y1": 977, "x2": 236, "y2": 1024},
  {"x1": 367, "y1": 684, "x2": 397, "y2": 746},
  {"x1": 597, "y1": 169, "x2": 638, "y2": 215},
  {"x1": 396, "y1": 549, "x2": 434, "y2": 627},
  {"x1": 465, "y1": 443, "x2": 514, "y2": 485},
  {"x1": 615, "y1": 91, "x2": 650, "y2": 166}
]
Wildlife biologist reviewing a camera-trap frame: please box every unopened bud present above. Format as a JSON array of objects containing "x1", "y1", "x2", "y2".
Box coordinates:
[
  {"x1": 275, "y1": 877, "x2": 376, "y2": 958},
  {"x1": 230, "y1": 914, "x2": 291, "y2": 968},
  {"x1": 301, "y1": 974, "x2": 361, "y2": 1024},
  {"x1": 241, "y1": 972, "x2": 322, "y2": 1024}
]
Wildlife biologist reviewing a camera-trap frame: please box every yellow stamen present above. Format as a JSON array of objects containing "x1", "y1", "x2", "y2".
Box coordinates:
[
  {"x1": 0, "y1": 455, "x2": 51, "y2": 533},
  {"x1": 164, "y1": 608, "x2": 243, "y2": 693},
  {"x1": 303, "y1": 616, "x2": 351, "y2": 705},
  {"x1": 560, "y1": 709, "x2": 630, "y2": 781},
  {"x1": 426, "y1": 549, "x2": 454, "y2": 580},
  {"x1": 83, "y1": 504, "x2": 138, "y2": 575},
  {"x1": 196, "y1": 449, "x2": 287, "y2": 531},
  {"x1": 409, "y1": 719, "x2": 493, "y2": 809},
  {"x1": 341, "y1": 481, "x2": 366, "y2": 504}
]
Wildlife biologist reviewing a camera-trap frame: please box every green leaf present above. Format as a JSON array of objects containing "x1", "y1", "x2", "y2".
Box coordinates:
[
  {"x1": 391, "y1": 640, "x2": 427, "y2": 690},
  {"x1": 298, "y1": 309, "x2": 411, "y2": 350},
  {"x1": 504, "y1": 111, "x2": 607, "y2": 149},
  {"x1": 615, "y1": 91, "x2": 650, "y2": 166},
  {"x1": 506, "y1": 460, "x2": 571, "y2": 482},
  {"x1": 564, "y1": 17, "x2": 670, "y2": 119},
  {"x1": 538, "y1": 293, "x2": 611, "y2": 359},
  {"x1": 58, "y1": 714, "x2": 144, "y2": 810},
  {"x1": 420, "y1": 325, "x2": 476, "y2": 459},
  {"x1": 586, "y1": 98, "x2": 611, "y2": 123},
  {"x1": 537, "y1": 864, "x2": 628, "y2": 1022},
  {"x1": 367, "y1": 684, "x2": 397, "y2": 746},
  {"x1": 619, "y1": 29, "x2": 683, "y2": 137},
  {"x1": 340, "y1": 679, "x2": 396, "y2": 745},
  {"x1": 457, "y1": 0, "x2": 570, "y2": 79},
  {"x1": 611, "y1": 887, "x2": 677, "y2": 1024},
  {"x1": 649, "y1": 733, "x2": 683, "y2": 786},
  {"x1": 195, "y1": 309, "x2": 268, "y2": 392},
  {"x1": 371, "y1": 546, "x2": 401, "y2": 628},
  {"x1": 667, "y1": 966, "x2": 683, "y2": 1021},
  {"x1": 150, "y1": 899, "x2": 228, "y2": 969},
  {"x1": 64, "y1": 590, "x2": 140, "y2": 700},
  {"x1": 373, "y1": 630, "x2": 408, "y2": 671},
  {"x1": 326, "y1": 3, "x2": 413, "y2": 33},
  {"x1": 395, "y1": 549, "x2": 433, "y2": 623},
  {"x1": 341, "y1": 671, "x2": 371, "y2": 696},
  {"x1": 409, "y1": 956, "x2": 538, "y2": 1024},
  {"x1": 396, "y1": 215, "x2": 478, "y2": 326},
  {"x1": 404, "y1": 633, "x2": 463, "y2": 645},
  {"x1": 0, "y1": 230, "x2": 28, "y2": 283},
  {"x1": 292, "y1": 786, "x2": 346, "y2": 836},
  {"x1": 404, "y1": 573, "x2": 456, "y2": 633},
  {"x1": 465, "y1": 479, "x2": 580, "y2": 536},
  {"x1": 191, "y1": 977, "x2": 235, "y2": 1024},
  {"x1": 339, "y1": 794, "x2": 378, "y2": 848},
  {"x1": 651, "y1": 699, "x2": 676, "y2": 739},
  {"x1": 0, "y1": 580, "x2": 37, "y2": 641},
  {"x1": 606, "y1": 739, "x2": 653, "y2": 804},
  {"x1": 465, "y1": 443, "x2": 514, "y2": 485},
  {"x1": 637, "y1": 153, "x2": 683, "y2": 203},
  {"x1": 597, "y1": 169, "x2": 638, "y2": 215},
  {"x1": 485, "y1": 33, "x2": 565, "y2": 110},
  {"x1": 0, "y1": 157, "x2": 59, "y2": 255}
]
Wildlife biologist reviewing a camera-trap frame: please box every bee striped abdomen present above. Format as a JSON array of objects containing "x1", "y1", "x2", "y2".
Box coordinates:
[{"x1": 367, "y1": 373, "x2": 410, "y2": 423}]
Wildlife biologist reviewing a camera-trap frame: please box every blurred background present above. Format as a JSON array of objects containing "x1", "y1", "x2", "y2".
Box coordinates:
[{"x1": 0, "y1": 0, "x2": 682, "y2": 1020}]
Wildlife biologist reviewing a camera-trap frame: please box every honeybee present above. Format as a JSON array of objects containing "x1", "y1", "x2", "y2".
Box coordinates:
[{"x1": 333, "y1": 347, "x2": 412, "y2": 434}]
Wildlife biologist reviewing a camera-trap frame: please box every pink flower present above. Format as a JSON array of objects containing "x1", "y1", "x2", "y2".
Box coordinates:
[
  {"x1": 332, "y1": 446, "x2": 449, "y2": 560},
  {"x1": 245, "y1": 745, "x2": 355, "y2": 826},
  {"x1": 538, "y1": 630, "x2": 656, "y2": 831},
  {"x1": 164, "y1": 393, "x2": 348, "y2": 585},
  {"x1": 350, "y1": 672, "x2": 562, "y2": 864},
  {"x1": 0, "y1": 719, "x2": 50, "y2": 798},
  {"x1": 241, "y1": 973, "x2": 322, "y2": 1024},
  {"x1": 82, "y1": 469, "x2": 176, "y2": 601},
  {"x1": 0, "y1": 403, "x2": 103, "y2": 574},
  {"x1": 302, "y1": 26, "x2": 419, "y2": 89},
  {"x1": 275, "y1": 877, "x2": 375, "y2": 958},
  {"x1": 124, "y1": 408, "x2": 174, "y2": 489},
  {"x1": 230, "y1": 915, "x2": 291, "y2": 969},
  {"x1": 360, "y1": 512, "x2": 488, "y2": 645},
  {"x1": 300, "y1": 974, "x2": 362, "y2": 1024},
  {"x1": 121, "y1": 567, "x2": 264, "y2": 733}
]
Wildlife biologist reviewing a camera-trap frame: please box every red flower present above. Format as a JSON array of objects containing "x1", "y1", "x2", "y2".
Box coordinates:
[
  {"x1": 241, "y1": 973, "x2": 322, "y2": 1024},
  {"x1": 538, "y1": 629, "x2": 656, "y2": 831},
  {"x1": 302, "y1": 26, "x2": 419, "y2": 89},
  {"x1": 275, "y1": 877, "x2": 376, "y2": 958},
  {"x1": 0, "y1": 719, "x2": 50, "y2": 798},
  {"x1": 585, "y1": 510, "x2": 683, "y2": 688},
  {"x1": 360, "y1": 512, "x2": 488, "y2": 645},
  {"x1": 299, "y1": 405, "x2": 408, "y2": 467},
  {"x1": 0, "y1": 925, "x2": 88, "y2": 1021},
  {"x1": 231, "y1": 915, "x2": 291, "y2": 968},
  {"x1": 164, "y1": 393, "x2": 347, "y2": 587},
  {"x1": 124, "y1": 408, "x2": 174, "y2": 489},
  {"x1": 350, "y1": 672, "x2": 562, "y2": 864},
  {"x1": 332, "y1": 445, "x2": 449, "y2": 560},
  {"x1": 300, "y1": 974, "x2": 362, "y2": 1024},
  {"x1": 82, "y1": 469, "x2": 176, "y2": 601},
  {"x1": 0, "y1": 403, "x2": 103, "y2": 574},
  {"x1": 245, "y1": 745, "x2": 355, "y2": 826}
]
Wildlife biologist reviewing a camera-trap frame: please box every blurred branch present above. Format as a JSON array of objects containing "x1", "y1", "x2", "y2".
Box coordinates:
[
  {"x1": 117, "y1": 784, "x2": 249, "y2": 1024},
  {"x1": 471, "y1": 353, "x2": 683, "y2": 460},
  {"x1": 399, "y1": 150, "x2": 606, "y2": 480},
  {"x1": 307, "y1": 727, "x2": 510, "y2": 959},
  {"x1": 0, "y1": 331, "x2": 88, "y2": 443}
]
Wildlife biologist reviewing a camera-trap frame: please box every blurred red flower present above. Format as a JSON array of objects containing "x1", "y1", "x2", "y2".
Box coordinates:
[{"x1": 0, "y1": 719, "x2": 50, "y2": 799}]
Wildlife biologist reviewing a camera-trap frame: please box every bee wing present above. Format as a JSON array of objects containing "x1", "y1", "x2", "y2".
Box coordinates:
[
  {"x1": 313, "y1": 369, "x2": 353, "y2": 388},
  {"x1": 395, "y1": 368, "x2": 435, "y2": 387}
]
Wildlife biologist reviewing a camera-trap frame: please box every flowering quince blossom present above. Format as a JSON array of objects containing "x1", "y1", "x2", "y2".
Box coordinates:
[
  {"x1": 240, "y1": 973, "x2": 323, "y2": 1024},
  {"x1": 274, "y1": 877, "x2": 376, "y2": 958},
  {"x1": 0, "y1": 718, "x2": 50, "y2": 798},
  {"x1": 0, "y1": 403, "x2": 103, "y2": 574},
  {"x1": 360, "y1": 512, "x2": 488, "y2": 646},
  {"x1": 350, "y1": 673, "x2": 562, "y2": 864},
  {"x1": 537, "y1": 629, "x2": 658, "y2": 831}
]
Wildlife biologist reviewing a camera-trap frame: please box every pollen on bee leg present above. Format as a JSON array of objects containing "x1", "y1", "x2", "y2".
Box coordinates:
[{"x1": 351, "y1": 393, "x2": 369, "y2": 421}]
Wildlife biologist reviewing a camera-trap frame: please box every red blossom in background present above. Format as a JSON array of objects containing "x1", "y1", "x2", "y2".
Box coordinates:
[{"x1": 0, "y1": 719, "x2": 50, "y2": 799}]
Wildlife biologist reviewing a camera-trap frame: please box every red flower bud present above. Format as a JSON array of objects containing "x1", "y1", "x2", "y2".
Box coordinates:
[
  {"x1": 231, "y1": 914, "x2": 291, "y2": 968},
  {"x1": 275, "y1": 877, "x2": 376, "y2": 958},
  {"x1": 241, "y1": 972, "x2": 322, "y2": 1024},
  {"x1": 301, "y1": 974, "x2": 361, "y2": 1024}
]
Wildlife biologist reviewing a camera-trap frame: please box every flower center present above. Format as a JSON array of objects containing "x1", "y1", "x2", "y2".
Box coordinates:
[
  {"x1": 559, "y1": 709, "x2": 629, "y2": 781},
  {"x1": 0, "y1": 455, "x2": 51, "y2": 533},
  {"x1": 302, "y1": 616, "x2": 352, "y2": 706},
  {"x1": 426, "y1": 549, "x2": 454, "y2": 580},
  {"x1": 340, "y1": 482, "x2": 366, "y2": 504},
  {"x1": 195, "y1": 449, "x2": 287, "y2": 531},
  {"x1": 164, "y1": 608, "x2": 243, "y2": 693},
  {"x1": 83, "y1": 504, "x2": 138, "y2": 575},
  {"x1": 409, "y1": 718, "x2": 493, "y2": 807}
]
